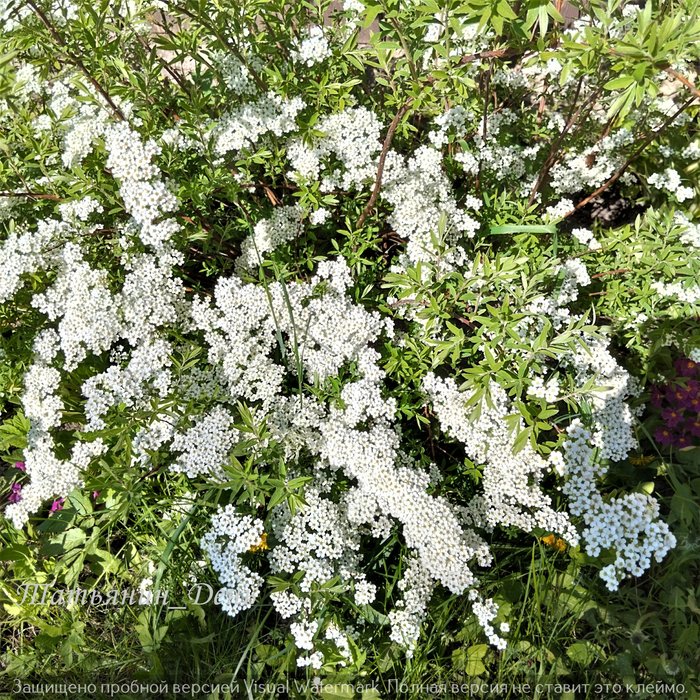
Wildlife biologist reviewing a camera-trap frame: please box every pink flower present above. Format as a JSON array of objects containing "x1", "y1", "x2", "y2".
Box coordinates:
[
  {"x1": 8, "y1": 483, "x2": 22, "y2": 503},
  {"x1": 50, "y1": 498, "x2": 65, "y2": 513},
  {"x1": 93, "y1": 491, "x2": 100, "y2": 500},
  {"x1": 14, "y1": 462, "x2": 25, "y2": 471}
]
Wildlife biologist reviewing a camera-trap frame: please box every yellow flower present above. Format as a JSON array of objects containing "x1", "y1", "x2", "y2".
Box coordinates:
[
  {"x1": 630, "y1": 454, "x2": 654, "y2": 467},
  {"x1": 540, "y1": 534, "x2": 566, "y2": 552},
  {"x1": 249, "y1": 532, "x2": 269, "y2": 552}
]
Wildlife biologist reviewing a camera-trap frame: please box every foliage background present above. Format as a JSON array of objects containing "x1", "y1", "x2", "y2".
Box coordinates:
[{"x1": 0, "y1": 0, "x2": 700, "y2": 698}]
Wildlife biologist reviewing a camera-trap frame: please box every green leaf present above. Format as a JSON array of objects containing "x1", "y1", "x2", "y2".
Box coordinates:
[
  {"x1": 453, "y1": 644, "x2": 488, "y2": 675},
  {"x1": 566, "y1": 641, "x2": 604, "y2": 666},
  {"x1": 364, "y1": 4, "x2": 382, "y2": 28},
  {"x1": 603, "y1": 75, "x2": 635, "y2": 90},
  {"x1": 40, "y1": 529, "x2": 86, "y2": 557},
  {"x1": 490, "y1": 224, "x2": 556, "y2": 234}
]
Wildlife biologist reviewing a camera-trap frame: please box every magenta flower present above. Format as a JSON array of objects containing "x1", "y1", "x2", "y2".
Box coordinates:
[
  {"x1": 50, "y1": 498, "x2": 65, "y2": 513},
  {"x1": 8, "y1": 483, "x2": 22, "y2": 503},
  {"x1": 93, "y1": 491, "x2": 100, "y2": 500},
  {"x1": 15, "y1": 462, "x2": 25, "y2": 471},
  {"x1": 654, "y1": 427, "x2": 675, "y2": 446},
  {"x1": 675, "y1": 358, "x2": 699, "y2": 378},
  {"x1": 662, "y1": 407, "x2": 684, "y2": 428}
]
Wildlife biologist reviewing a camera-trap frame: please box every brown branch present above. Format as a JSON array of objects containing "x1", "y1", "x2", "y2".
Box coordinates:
[
  {"x1": 172, "y1": 4, "x2": 267, "y2": 92},
  {"x1": 26, "y1": 0, "x2": 124, "y2": 121},
  {"x1": 0, "y1": 192, "x2": 61, "y2": 199},
  {"x1": 568, "y1": 245, "x2": 611, "y2": 259},
  {"x1": 135, "y1": 33, "x2": 190, "y2": 96},
  {"x1": 590, "y1": 268, "x2": 631, "y2": 279},
  {"x1": 388, "y1": 298, "x2": 429, "y2": 309},
  {"x1": 564, "y1": 95, "x2": 698, "y2": 218},
  {"x1": 357, "y1": 99, "x2": 414, "y2": 229},
  {"x1": 664, "y1": 67, "x2": 700, "y2": 100},
  {"x1": 527, "y1": 86, "x2": 602, "y2": 209}
]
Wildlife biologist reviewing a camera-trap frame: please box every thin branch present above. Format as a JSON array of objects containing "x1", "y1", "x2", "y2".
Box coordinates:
[
  {"x1": 172, "y1": 4, "x2": 267, "y2": 92},
  {"x1": 26, "y1": 0, "x2": 125, "y2": 121},
  {"x1": 564, "y1": 95, "x2": 698, "y2": 218},
  {"x1": 135, "y1": 33, "x2": 190, "y2": 96},
  {"x1": 663, "y1": 67, "x2": 700, "y2": 100},
  {"x1": 527, "y1": 86, "x2": 602, "y2": 208},
  {"x1": 357, "y1": 99, "x2": 414, "y2": 228},
  {"x1": 0, "y1": 192, "x2": 61, "y2": 200},
  {"x1": 590, "y1": 268, "x2": 631, "y2": 279}
]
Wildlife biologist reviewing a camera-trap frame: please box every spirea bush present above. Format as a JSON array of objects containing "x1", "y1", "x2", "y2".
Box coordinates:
[{"x1": 1, "y1": 0, "x2": 700, "y2": 693}]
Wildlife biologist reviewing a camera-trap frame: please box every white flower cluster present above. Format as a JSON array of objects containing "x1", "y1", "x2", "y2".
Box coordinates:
[
  {"x1": 455, "y1": 109, "x2": 538, "y2": 182},
  {"x1": 286, "y1": 106, "x2": 383, "y2": 191},
  {"x1": 344, "y1": 0, "x2": 364, "y2": 12},
  {"x1": 544, "y1": 198, "x2": 574, "y2": 221},
  {"x1": 423, "y1": 373, "x2": 578, "y2": 548},
  {"x1": 471, "y1": 591, "x2": 506, "y2": 650},
  {"x1": 550, "y1": 129, "x2": 633, "y2": 195},
  {"x1": 58, "y1": 197, "x2": 104, "y2": 223},
  {"x1": 105, "y1": 122, "x2": 180, "y2": 249},
  {"x1": 428, "y1": 105, "x2": 472, "y2": 149},
  {"x1": 528, "y1": 375, "x2": 559, "y2": 402},
  {"x1": 650, "y1": 279, "x2": 700, "y2": 305},
  {"x1": 673, "y1": 211, "x2": 700, "y2": 249},
  {"x1": 388, "y1": 556, "x2": 435, "y2": 658},
  {"x1": 291, "y1": 26, "x2": 332, "y2": 67},
  {"x1": 0, "y1": 196, "x2": 18, "y2": 222},
  {"x1": 571, "y1": 227, "x2": 601, "y2": 250},
  {"x1": 381, "y1": 145, "x2": 481, "y2": 265},
  {"x1": 201, "y1": 508, "x2": 265, "y2": 616},
  {"x1": 236, "y1": 204, "x2": 304, "y2": 272},
  {"x1": 208, "y1": 92, "x2": 305, "y2": 158},
  {"x1": 648, "y1": 167, "x2": 695, "y2": 202},
  {"x1": 561, "y1": 420, "x2": 676, "y2": 590},
  {"x1": 31, "y1": 242, "x2": 121, "y2": 371},
  {"x1": 556, "y1": 259, "x2": 591, "y2": 305},
  {"x1": 4, "y1": 121, "x2": 187, "y2": 524},
  {"x1": 210, "y1": 51, "x2": 261, "y2": 95},
  {"x1": 5, "y1": 354, "x2": 107, "y2": 528},
  {"x1": 268, "y1": 487, "x2": 366, "y2": 594},
  {"x1": 0, "y1": 218, "x2": 73, "y2": 303}
]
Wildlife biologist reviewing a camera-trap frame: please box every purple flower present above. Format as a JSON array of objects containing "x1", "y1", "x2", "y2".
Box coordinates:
[
  {"x1": 651, "y1": 385, "x2": 664, "y2": 409},
  {"x1": 674, "y1": 434, "x2": 692, "y2": 449},
  {"x1": 8, "y1": 483, "x2": 22, "y2": 503},
  {"x1": 93, "y1": 491, "x2": 100, "y2": 500},
  {"x1": 687, "y1": 418, "x2": 700, "y2": 438},
  {"x1": 667, "y1": 383, "x2": 689, "y2": 405},
  {"x1": 662, "y1": 407, "x2": 684, "y2": 428},
  {"x1": 15, "y1": 462, "x2": 25, "y2": 471},
  {"x1": 655, "y1": 427, "x2": 675, "y2": 446},
  {"x1": 50, "y1": 498, "x2": 65, "y2": 513},
  {"x1": 675, "y1": 358, "x2": 699, "y2": 378},
  {"x1": 684, "y1": 395, "x2": 700, "y2": 412}
]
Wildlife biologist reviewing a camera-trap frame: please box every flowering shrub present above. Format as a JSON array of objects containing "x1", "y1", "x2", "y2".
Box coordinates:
[{"x1": 1, "y1": 0, "x2": 700, "y2": 692}]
